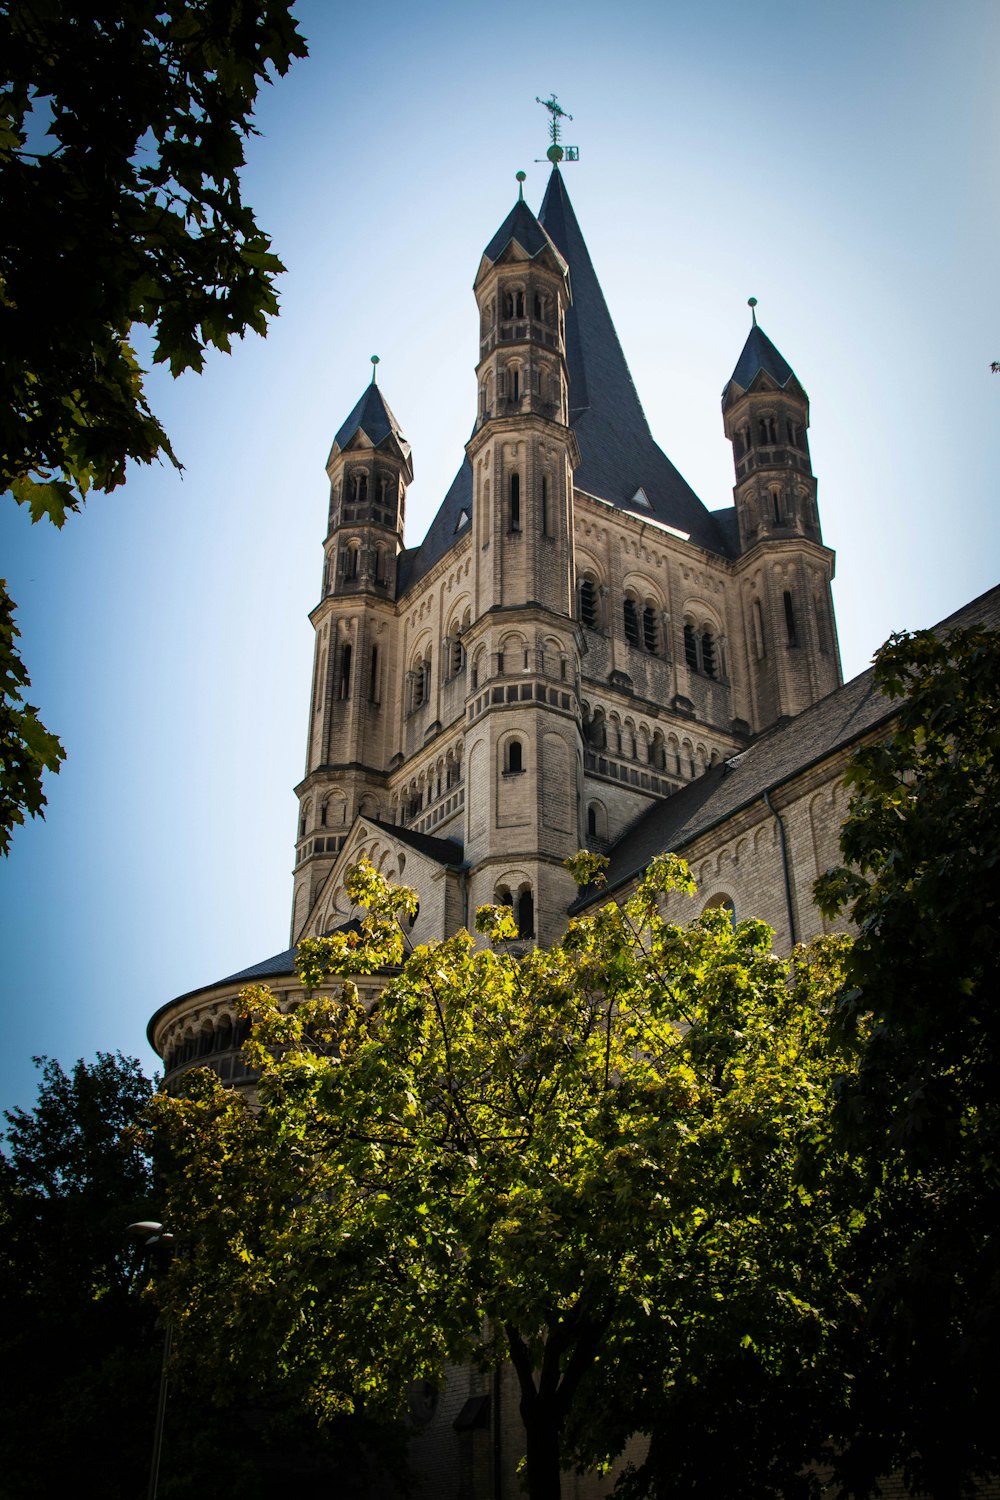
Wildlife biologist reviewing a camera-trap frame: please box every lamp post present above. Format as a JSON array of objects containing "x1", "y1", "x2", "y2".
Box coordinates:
[{"x1": 127, "y1": 1220, "x2": 175, "y2": 1500}]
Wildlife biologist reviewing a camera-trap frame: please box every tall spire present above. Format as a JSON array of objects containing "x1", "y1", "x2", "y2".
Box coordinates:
[{"x1": 538, "y1": 169, "x2": 725, "y2": 553}]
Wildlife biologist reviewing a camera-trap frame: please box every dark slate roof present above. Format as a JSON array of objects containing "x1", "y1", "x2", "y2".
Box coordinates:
[
  {"x1": 574, "y1": 582, "x2": 1000, "y2": 910},
  {"x1": 538, "y1": 169, "x2": 728, "y2": 555},
  {"x1": 727, "y1": 322, "x2": 796, "y2": 394},
  {"x1": 397, "y1": 458, "x2": 472, "y2": 596},
  {"x1": 482, "y1": 197, "x2": 566, "y2": 268},
  {"x1": 367, "y1": 816, "x2": 465, "y2": 866},
  {"x1": 331, "y1": 380, "x2": 410, "y2": 457}
]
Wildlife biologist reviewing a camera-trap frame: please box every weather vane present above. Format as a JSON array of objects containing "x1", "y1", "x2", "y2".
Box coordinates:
[{"x1": 535, "y1": 94, "x2": 579, "y2": 165}]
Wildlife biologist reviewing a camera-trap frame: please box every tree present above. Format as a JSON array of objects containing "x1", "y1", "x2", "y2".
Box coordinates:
[
  {"x1": 1, "y1": 1052, "x2": 392, "y2": 1500},
  {"x1": 0, "y1": 583, "x2": 64, "y2": 854},
  {"x1": 815, "y1": 625, "x2": 1000, "y2": 1498},
  {"x1": 0, "y1": 0, "x2": 307, "y2": 850},
  {"x1": 0, "y1": 1053, "x2": 159, "y2": 1498},
  {"x1": 149, "y1": 855, "x2": 855, "y2": 1500}
]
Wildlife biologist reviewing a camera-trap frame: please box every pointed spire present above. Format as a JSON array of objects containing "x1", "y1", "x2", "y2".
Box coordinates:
[
  {"x1": 330, "y1": 378, "x2": 410, "y2": 461},
  {"x1": 481, "y1": 192, "x2": 566, "y2": 270},
  {"x1": 538, "y1": 168, "x2": 724, "y2": 552},
  {"x1": 727, "y1": 317, "x2": 797, "y2": 394}
]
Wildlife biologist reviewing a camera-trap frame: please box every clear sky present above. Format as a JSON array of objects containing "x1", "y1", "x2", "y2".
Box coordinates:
[{"x1": 1, "y1": 0, "x2": 997, "y2": 1114}]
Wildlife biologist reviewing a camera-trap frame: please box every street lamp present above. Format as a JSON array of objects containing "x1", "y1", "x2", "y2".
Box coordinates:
[{"x1": 127, "y1": 1220, "x2": 175, "y2": 1500}]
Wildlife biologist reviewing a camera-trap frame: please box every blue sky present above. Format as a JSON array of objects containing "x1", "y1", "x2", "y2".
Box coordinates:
[{"x1": 2, "y1": 0, "x2": 998, "y2": 1114}]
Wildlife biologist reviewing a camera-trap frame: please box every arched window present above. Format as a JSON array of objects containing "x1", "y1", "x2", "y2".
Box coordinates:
[
  {"x1": 516, "y1": 886, "x2": 535, "y2": 939},
  {"x1": 533, "y1": 291, "x2": 544, "y2": 321},
  {"x1": 502, "y1": 291, "x2": 514, "y2": 319},
  {"x1": 514, "y1": 290, "x2": 525, "y2": 319},
  {"x1": 369, "y1": 645, "x2": 379, "y2": 701},
  {"x1": 642, "y1": 605, "x2": 659, "y2": 654},
  {"x1": 505, "y1": 739, "x2": 524, "y2": 774},
  {"x1": 772, "y1": 490, "x2": 782, "y2": 524},
  {"x1": 540, "y1": 475, "x2": 550, "y2": 536},
  {"x1": 703, "y1": 892, "x2": 736, "y2": 929},
  {"x1": 510, "y1": 473, "x2": 521, "y2": 532},
  {"x1": 410, "y1": 656, "x2": 431, "y2": 711},
  {"x1": 623, "y1": 595, "x2": 640, "y2": 647},
  {"x1": 684, "y1": 622, "x2": 698, "y2": 671},
  {"x1": 343, "y1": 542, "x2": 359, "y2": 580},
  {"x1": 373, "y1": 546, "x2": 384, "y2": 584},
  {"x1": 510, "y1": 366, "x2": 521, "y2": 403},
  {"x1": 579, "y1": 575, "x2": 599, "y2": 630},
  {"x1": 338, "y1": 643, "x2": 352, "y2": 699},
  {"x1": 752, "y1": 599, "x2": 766, "y2": 659},
  {"x1": 449, "y1": 635, "x2": 465, "y2": 677},
  {"x1": 701, "y1": 631, "x2": 717, "y2": 679},
  {"x1": 784, "y1": 591, "x2": 798, "y2": 648}
]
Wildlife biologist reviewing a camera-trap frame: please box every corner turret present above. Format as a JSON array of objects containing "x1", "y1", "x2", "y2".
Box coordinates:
[{"x1": 724, "y1": 305, "x2": 841, "y2": 726}]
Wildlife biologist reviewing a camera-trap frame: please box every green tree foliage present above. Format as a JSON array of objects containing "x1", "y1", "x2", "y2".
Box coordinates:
[
  {"x1": 149, "y1": 855, "x2": 855, "y2": 1500},
  {"x1": 0, "y1": 1053, "x2": 159, "y2": 1499},
  {"x1": 0, "y1": 0, "x2": 307, "y2": 851},
  {"x1": 815, "y1": 625, "x2": 1000, "y2": 1498},
  {"x1": 0, "y1": 582, "x2": 64, "y2": 853},
  {"x1": 0, "y1": 1052, "x2": 390, "y2": 1500}
]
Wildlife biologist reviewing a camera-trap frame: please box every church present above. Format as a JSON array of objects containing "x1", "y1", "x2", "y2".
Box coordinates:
[
  {"x1": 147, "y1": 132, "x2": 1000, "y2": 1500},
  {"x1": 148, "y1": 143, "x2": 1000, "y2": 1082}
]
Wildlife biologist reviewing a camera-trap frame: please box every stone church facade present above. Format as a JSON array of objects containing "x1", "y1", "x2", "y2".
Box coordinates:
[
  {"x1": 150, "y1": 164, "x2": 850, "y2": 1084},
  {"x1": 147, "y1": 163, "x2": 1000, "y2": 1499}
]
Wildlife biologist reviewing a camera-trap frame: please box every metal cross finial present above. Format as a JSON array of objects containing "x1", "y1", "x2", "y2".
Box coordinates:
[
  {"x1": 748, "y1": 297, "x2": 758, "y2": 327},
  {"x1": 371, "y1": 354, "x2": 380, "y2": 383},
  {"x1": 535, "y1": 94, "x2": 579, "y2": 166}
]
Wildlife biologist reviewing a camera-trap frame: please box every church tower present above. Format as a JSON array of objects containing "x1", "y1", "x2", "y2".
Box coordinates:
[
  {"x1": 723, "y1": 307, "x2": 841, "y2": 728},
  {"x1": 290, "y1": 372, "x2": 412, "y2": 941},
  {"x1": 462, "y1": 177, "x2": 584, "y2": 942}
]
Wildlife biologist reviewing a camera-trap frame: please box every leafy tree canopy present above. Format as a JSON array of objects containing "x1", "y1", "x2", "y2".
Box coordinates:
[
  {"x1": 816, "y1": 624, "x2": 1000, "y2": 1498},
  {"x1": 0, "y1": 0, "x2": 306, "y2": 852},
  {"x1": 0, "y1": 1053, "x2": 158, "y2": 1498},
  {"x1": 0, "y1": 582, "x2": 64, "y2": 854},
  {"x1": 149, "y1": 855, "x2": 855, "y2": 1500}
]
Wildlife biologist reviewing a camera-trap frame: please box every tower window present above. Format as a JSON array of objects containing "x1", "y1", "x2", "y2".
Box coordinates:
[
  {"x1": 514, "y1": 290, "x2": 525, "y2": 318},
  {"x1": 369, "y1": 645, "x2": 379, "y2": 701},
  {"x1": 338, "y1": 643, "x2": 352, "y2": 699},
  {"x1": 510, "y1": 366, "x2": 521, "y2": 403},
  {"x1": 684, "y1": 622, "x2": 698, "y2": 671},
  {"x1": 503, "y1": 291, "x2": 514, "y2": 319},
  {"x1": 541, "y1": 475, "x2": 550, "y2": 536},
  {"x1": 449, "y1": 635, "x2": 465, "y2": 677},
  {"x1": 509, "y1": 473, "x2": 521, "y2": 532},
  {"x1": 579, "y1": 576, "x2": 599, "y2": 630},
  {"x1": 623, "y1": 596, "x2": 640, "y2": 647},
  {"x1": 784, "y1": 591, "x2": 798, "y2": 648},
  {"x1": 758, "y1": 416, "x2": 777, "y2": 445},
  {"x1": 642, "y1": 605, "x2": 659, "y2": 654},
  {"x1": 352, "y1": 472, "x2": 368, "y2": 505},
  {"x1": 343, "y1": 543, "x2": 359, "y2": 580},
  {"x1": 702, "y1": 631, "x2": 717, "y2": 679},
  {"x1": 772, "y1": 491, "x2": 782, "y2": 524},
  {"x1": 533, "y1": 291, "x2": 543, "y2": 320},
  {"x1": 516, "y1": 886, "x2": 534, "y2": 939},
  {"x1": 752, "y1": 599, "x2": 766, "y2": 659},
  {"x1": 505, "y1": 739, "x2": 524, "y2": 774}
]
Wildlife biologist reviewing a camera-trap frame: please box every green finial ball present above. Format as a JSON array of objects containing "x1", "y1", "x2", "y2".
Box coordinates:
[
  {"x1": 547, "y1": 143, "x2": 564, "y2": 164},
  {"x1": 516, "y1": 170, "x2": 526, "y2": 183},
  {"x1": 748, "y1": 297, "x2": 757, "y2": 309},
  {"x1": 370, "y1": 354, "x2": 379, "y2": 383}
]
